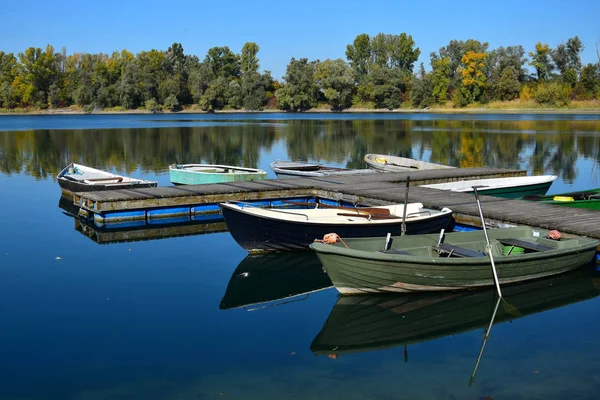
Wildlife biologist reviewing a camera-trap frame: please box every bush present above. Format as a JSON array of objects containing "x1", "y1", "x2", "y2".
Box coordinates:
[
  {"x1": 82, "y1": 104, "x2": 94, "y2": 114},
  {"x1": 520, "y1": 86, "x2": 534, "y2": 101},
  {"x1": 534, "y1": 82, "x2": 571, "y2": 107},
  {"x1": 145, "y1": 98, "x2": 162, "y2": 113}
]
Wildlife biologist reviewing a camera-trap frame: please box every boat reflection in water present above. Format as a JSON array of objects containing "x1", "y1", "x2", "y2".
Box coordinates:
[
  {"x1": 311, "y1": 267, "x2": 600, "y2": 382},
  {"x1": 220, "y1": 252, "x2": 333, "y2": 311}
]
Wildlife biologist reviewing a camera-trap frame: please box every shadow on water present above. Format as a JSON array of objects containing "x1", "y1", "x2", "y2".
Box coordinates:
[
  {"x1": 220, "y1": 252, "x2": 333, "y2": 311},
  {"x1": 311, "y1": 266, "x2": 600, "y2": 384}
]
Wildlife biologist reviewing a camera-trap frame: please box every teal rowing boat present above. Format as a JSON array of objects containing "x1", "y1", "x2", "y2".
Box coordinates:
[
  {"x1": 169, "y1": 164, "x2": 267, "y2": 185},
  {"x1": 524, "y1": 188, "x2": 600, "y2": 210}
]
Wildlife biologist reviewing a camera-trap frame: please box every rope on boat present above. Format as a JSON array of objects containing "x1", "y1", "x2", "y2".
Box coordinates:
[
  {"x1": 315, "y1": 233, "x2": 350, "y2": 248},
  {"x1": 548, "y1": 230, "x2": 561, "y2": 240}
]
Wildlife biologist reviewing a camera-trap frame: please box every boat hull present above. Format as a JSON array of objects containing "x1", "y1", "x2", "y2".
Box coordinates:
[
  {"x1": 169, "y1": 164, "x2": 267, "y2": 185},
  {"x1": 526, "y1": 188, "x2": 600, "y2": 210},
  {"x1": 364, "y1": 154, "x2": 454, "y2": 172},
  {"x1": 220, "y1": 204, "x2": 454, "y2": 253},
  {"x1": 270, "y1": 161, "x2": 377, "y2": 178},
  {"x1": 466, "y1": 181, "x2": 554, "y2": 199},
  {"x1": 58, "y1": 176, "x2": 157, "y2": 195},
  {"x1": 311, "y1": 227, "x2": 599, "y2": 294}
]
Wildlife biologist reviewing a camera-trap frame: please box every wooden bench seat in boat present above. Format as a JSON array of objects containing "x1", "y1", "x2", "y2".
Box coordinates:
[
  {"x1": 434, "y1": 244, "x2": 487, "y2": 258},
  {"x1": 497, "y1": 238, "x2": 554, "y2": 252}
]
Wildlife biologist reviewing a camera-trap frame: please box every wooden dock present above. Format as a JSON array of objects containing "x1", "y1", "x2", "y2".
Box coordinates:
[{"x1": 71, "y1": 167, "x2": 600, "y2": 240}]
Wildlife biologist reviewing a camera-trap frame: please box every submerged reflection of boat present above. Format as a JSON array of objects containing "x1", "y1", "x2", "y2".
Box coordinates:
[
  {"x1": 311, "y1": 269, "x2": 600, "y2": 357},
  {"x1": 220, "y1": 252, "x2": 333, "y2": 310}
]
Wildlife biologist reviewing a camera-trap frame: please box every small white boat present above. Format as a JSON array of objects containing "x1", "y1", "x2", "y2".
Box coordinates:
[
  {"x1": 364, "y1": 153, "x2": 454, "y2": 172},
  {"x1": 57, "y1": 163, "x2": 157, "y2": 194},
  {"x1": 169, "y1": 164, "x2": 268, "y2": 185},
  {"x1": 421, "y1": 175, "x2": 558, "y2": 199},
  {"x1": 220, "y1": 202, "x2": 453, "y2": 253},
  {"x1": 270, "y1": 160, "x2": 377, "y2": 178}
]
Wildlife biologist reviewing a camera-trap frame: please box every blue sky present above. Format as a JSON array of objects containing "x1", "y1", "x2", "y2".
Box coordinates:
[{"x1": 1, "y1": 0, "x2": 598, "y2": 79}]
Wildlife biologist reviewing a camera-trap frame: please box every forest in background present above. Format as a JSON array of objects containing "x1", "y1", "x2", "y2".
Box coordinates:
[{"x1": 0, "y1": 33, "x2": 599, "y2": 113}]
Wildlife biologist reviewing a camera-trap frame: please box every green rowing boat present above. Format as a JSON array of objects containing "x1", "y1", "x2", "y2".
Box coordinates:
[
  {"x1": 524, "y1": 188, "x2": 600, "y2": 210},
  {"x1": 309, "y1": 226, "x2": 599, "y2": 294}
]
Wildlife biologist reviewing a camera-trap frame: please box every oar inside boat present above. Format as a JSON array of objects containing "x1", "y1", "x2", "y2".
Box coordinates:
[{"x1": 472, "y1": 186, "x2": 503, "y2": 298}]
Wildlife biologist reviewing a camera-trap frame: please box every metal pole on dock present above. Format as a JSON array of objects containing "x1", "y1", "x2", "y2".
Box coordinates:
[{"x1": 472, "y1": 186, "x2": 503, "y2": 298}]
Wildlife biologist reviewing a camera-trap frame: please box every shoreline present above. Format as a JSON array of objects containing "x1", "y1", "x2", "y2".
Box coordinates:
[{"x1": 2, "y1": 107, "x2": 600, "y2": 116}]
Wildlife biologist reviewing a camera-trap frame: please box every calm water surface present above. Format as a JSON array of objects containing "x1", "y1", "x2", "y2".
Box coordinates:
[{"x1": 1, "y1": 113, "x2": 600, "y2": 399}]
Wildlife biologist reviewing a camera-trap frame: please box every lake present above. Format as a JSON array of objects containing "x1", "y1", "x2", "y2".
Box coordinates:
[{"x1": 1, "y1": 113, "x2": 600, "y2": 400}]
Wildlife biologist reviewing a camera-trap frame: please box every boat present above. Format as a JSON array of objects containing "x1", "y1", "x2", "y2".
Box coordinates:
[
  {"x1": 311, "y1": 269, "x2": 600, "y2": 357},
  {"x1": 220, "y1": 202, "x2": 453, "y2": 253},
  {"x1": 270, "y1": 160, "x2": 377, "y2": 178},
  {"x1": 364, "y1": 153, "x2": 454, "y2": 172},
  {"x1": 220, "y1": 252, "x2": 332, "y2": 310},
  {"x1": 310, "y1": 226, "x2": 599, "y2": 294},
  {"x1": 169, "y1": 164, "x2": 267, "y2": 185},
  {"x1": 57, "y1": 163, "x2": 157, "y2": 194},
  {"x1": 420, "y1": 175, "x2": 557, "y2": 199},
  {"x1": 524, "y1": 187, "x2": 600, "y2": 210}
]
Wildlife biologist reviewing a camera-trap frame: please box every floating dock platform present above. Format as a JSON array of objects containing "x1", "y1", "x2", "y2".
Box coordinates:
[{"x1": 69, "y1": 167, "x2": 600, "y2": 240}]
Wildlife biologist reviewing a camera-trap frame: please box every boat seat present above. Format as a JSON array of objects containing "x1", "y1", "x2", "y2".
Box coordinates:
[
  {"x1": 376, "y1": 249, "x2": 412, "y2": 255},
  {"x1": 434, "y1": 244, "x2": 487, "y2": 258},
  {"x1": 497, "y1": 238, "x2": 554, "y2": 252}
]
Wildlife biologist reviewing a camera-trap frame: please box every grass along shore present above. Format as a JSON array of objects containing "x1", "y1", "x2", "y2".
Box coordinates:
[{"x1": 1, "y1": 99, "x2": 600, "y2": 115}]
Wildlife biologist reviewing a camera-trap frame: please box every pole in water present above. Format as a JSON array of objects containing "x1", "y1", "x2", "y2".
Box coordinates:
[
  {"x1": 401, "y1": 176, "x2": 410, "y2": 236},
  {"x1": 472, "y1": 186, "x2": 503, "y2": 298}
]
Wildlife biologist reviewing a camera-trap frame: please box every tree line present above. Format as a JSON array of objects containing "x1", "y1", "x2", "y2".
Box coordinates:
[{"x1": 1, "y1": 34, "x2": 599, "y2": 112}]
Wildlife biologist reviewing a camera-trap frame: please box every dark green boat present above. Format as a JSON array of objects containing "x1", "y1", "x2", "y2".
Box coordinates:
[
  {"x1": 310, "y1": 226, "x2": 599, "y2": 294},
  {"x1": 220, "y1": 252, "x2": 332, "y2": 310},
  {"x1": 311, "y1": 269, "x2": 600, "y2": 356},
  {"x1": 524, "y1": 188, "x2": 600, "y2": 210}
]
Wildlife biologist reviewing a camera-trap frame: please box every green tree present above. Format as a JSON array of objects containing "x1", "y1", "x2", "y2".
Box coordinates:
[
  {"x1": 240, "y1": 42, "x2": 260, "y2": 74},
  {"x1": 388, "y1": 33, "x2": 421, "y2": 72},
  {"x1": 17, "y1": 45, "x2": 60, "y2": 107},
  {"x1": 359, "y1": 65, "x2": 405, "y2": 110},
  {"x1": 241, "y1": 71, "x2": 266, "y2": 110},
  {"x1": 314, "y1": 59, "x2": 354, "y2": 111},
  {"x1": 276, "y1": 58, "x2": 318, "y2": 111},
  {"x1": 496, "y1": 66, "x2": 521, "y2": 100},
  {"x1": 529, "y1": 42, "x2": 554, "y2": 81},
  {"x1": 345, "y1": 33, "x2": 371, "y2": 83},
  {"x1": 205, "y1": 46, "x2": 240, "y2": 79},
  {"x1": 431, "y1": 57, "x2": 451, "y2": 103},
  {"x1": 552, "y1": 36, "x2": 584, "y2": 87},
  {"x1": 409, "y1": 63, "x2": 434, "y2": 108},
  {"x1": 0, "y1": 52, "x2": 18, "y2": 108},
  {"x1": 199, "y1": 76, "x2": 228, "y2": 111},
  {"x1": 575, "y1": 63, "x2": 599, "y2": 99}
]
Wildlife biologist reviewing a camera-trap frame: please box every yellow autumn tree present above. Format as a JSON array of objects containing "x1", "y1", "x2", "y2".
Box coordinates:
[{"x1": 459, "y1": 51, "x2": 488, "y2": 105}]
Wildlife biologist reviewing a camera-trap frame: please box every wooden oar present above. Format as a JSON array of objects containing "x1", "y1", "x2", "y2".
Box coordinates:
[{"x1": 472, "y1": 186, "x2": 503, "y2": 298}]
